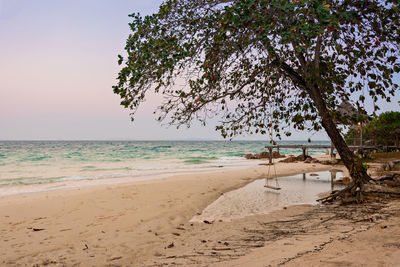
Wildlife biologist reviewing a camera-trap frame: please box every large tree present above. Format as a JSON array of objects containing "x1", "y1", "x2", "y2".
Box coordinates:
[{"x1": 113, "y1": 0, "x2": 400, "y2": 202}]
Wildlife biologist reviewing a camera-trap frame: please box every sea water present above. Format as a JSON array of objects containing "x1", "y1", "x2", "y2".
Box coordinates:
[{"x1": 0, "y1": 140, "x2": 330, "y2": 196}]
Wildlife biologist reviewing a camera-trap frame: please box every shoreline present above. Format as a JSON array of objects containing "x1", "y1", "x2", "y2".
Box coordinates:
[
  {"x1": 0, "y1": 151, "x2": 334, "y2": 198},
  {"x1": 0, "y1": 140, "x2": 333, "y2": 195},
  {"x1": 0, "y1": 157, "x2": 336, "y2": 265},
  {"x1": 0, "y1": 158, "x2": 266, "y2": 198}
]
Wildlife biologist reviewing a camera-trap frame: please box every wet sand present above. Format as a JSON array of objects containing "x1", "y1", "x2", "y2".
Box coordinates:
[
  {"x1": 191, "y1": 171, "x2": 344, "y2": 222},
  {"x1": 1, "y1": 155, "x2": 399, "y2": 266}
]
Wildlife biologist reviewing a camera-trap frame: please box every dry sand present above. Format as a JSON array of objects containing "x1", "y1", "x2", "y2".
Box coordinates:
[{"x1": 1, "y1": 156, "x2": 399, "y2": 266}]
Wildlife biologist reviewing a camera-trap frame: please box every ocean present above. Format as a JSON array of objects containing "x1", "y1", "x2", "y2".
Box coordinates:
[{"x1": 0, "y1": 140, "x2": 331, "y2": 196}]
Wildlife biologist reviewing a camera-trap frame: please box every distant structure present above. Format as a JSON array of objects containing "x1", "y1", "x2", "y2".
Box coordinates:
[{"x1": 337, "y1": 100, "x2": 368, "y2": 146}]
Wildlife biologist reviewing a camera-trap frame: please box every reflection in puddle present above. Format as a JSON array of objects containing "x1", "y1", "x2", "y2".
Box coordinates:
[{"x1": 191, "y1": 170, "x2": 344, "y2": 222}]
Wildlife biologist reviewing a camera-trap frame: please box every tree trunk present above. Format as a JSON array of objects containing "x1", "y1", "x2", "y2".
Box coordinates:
[
  {"x1": 274, "y1": 59, "x2": 371, "y2": 200},
  {"x1": 307, "y1": 86, "x2": 371, "y2": 201}
]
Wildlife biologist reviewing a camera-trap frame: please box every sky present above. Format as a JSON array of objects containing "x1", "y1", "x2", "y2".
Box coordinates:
[{"x1": 0, "y1": 1, "x2": 398, "y2": 141}]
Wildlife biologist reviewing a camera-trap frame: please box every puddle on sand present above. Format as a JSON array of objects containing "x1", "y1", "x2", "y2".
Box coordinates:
[{"x1": 191, "y1": 170, "x2": 344, "y2": 222}]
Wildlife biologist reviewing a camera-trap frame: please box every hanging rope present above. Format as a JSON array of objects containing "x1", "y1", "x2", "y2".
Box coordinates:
[{"x1": 264, "y1": 107, "x2": 281, "y2": 190}]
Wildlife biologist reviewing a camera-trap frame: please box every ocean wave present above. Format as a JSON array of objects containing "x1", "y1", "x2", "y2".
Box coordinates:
[
  {"x1": 150, "y1": 145, "x2": 172, "y2": 150},
  {"x1": 0, "y1": 176, "x2": 63, "y2": 186},
  {"x1": 216, "y1": 156, "x2": 246, "y2": 162},
  {"x1": 0, "y1": 173, "x2": 130, "y2": 186},
  {"x1": 183, "y1": 159, "x2": 209, "y2": 164},
  {"x1": 19, "y1": 154, "x2": 52, "y2": 162},
  {"x1": 0, "y1": 140, "x2": 331, "y2": 190},
  {"x1": 182, "y1": 156, "x2": 218, "y2": 164},
  {"x1": 64, "y1": 152, "x2": 83, "y2": 158},
  {"x1": 133, "y1": 166, "x2": 175, "y2": 171},
  {"x1": 187, "y1": 149, "x2": 206, "y2": 152}
]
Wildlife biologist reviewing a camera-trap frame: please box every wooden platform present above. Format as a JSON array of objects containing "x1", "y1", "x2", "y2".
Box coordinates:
[
  {"x1": 264, "y1": 144, "x2": 400, "y2": 162},
  {"x1": 264, "y1": 144, "x2": 335, "y2": 163}
]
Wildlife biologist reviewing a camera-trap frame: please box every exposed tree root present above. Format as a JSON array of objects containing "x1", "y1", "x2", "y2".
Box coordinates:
[{"x1": 318, "y1": 174, "x2": 400, "y2": 204}]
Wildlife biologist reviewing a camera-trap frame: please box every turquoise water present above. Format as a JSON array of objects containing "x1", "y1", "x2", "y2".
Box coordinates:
[{"x1": 0, "y1": 140, "x2": 330, "y2": 190}]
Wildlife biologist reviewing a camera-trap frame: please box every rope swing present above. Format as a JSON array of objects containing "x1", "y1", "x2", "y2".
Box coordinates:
[{"x1": 264, "y1": 109, "x2": 281, "y2": 191}]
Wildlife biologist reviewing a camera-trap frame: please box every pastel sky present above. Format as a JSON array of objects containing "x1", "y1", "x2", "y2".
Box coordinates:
[{"x1": 0, "y1": 1, "x2": 398, "y2": 141}]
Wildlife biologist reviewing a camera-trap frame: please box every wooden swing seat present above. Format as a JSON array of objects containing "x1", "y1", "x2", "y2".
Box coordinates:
[{"x1": 264, "y1": 185, "x2": 281, "y2": 190}]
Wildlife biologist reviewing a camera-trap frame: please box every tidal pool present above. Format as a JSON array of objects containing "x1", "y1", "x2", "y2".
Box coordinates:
[{"x1": 191, "y1": 170, "x2": 344, "y2": 222}]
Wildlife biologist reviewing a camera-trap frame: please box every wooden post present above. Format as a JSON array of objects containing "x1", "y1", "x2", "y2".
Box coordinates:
[
  {"x1": 330, "y1": 143, "x2": 334, "y2": 159},
  {"x1": 302, "y1": 146, "x2": 306, "y2": 159}
]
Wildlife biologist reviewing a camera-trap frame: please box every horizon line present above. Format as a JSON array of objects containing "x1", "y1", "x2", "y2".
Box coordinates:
[{"x1": 0, "y1": 139, "x2": 331, "y2": 142}]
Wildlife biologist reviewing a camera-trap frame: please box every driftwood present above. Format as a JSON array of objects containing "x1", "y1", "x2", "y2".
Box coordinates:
[
  {"x1": 279, "y1": 155, "x2": 334, "y2": 164},
  {"x1": 244, "y1": 151, "x2": 285, "y2": 160},
  {"x1": 280, "y1": 155, "x2": 311, "y2": 163},
  {"x1": 212, "y1": 247, "x2": 231, "y2": 251},
  {"x1": 318, "y1": 174, "x2": 400, "y2": 204}
]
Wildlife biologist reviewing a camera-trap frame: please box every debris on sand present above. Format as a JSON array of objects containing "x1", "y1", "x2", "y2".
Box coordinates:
[{"x1": 244, "y1": 151, "x2": 285, "y2": 159}]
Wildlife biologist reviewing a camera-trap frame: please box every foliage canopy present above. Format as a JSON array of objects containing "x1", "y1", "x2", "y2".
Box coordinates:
[
  {"x1": 113, "y1": 0, "x2": 400, "y2": 139},
  {"x1": 345, "y1": 111, "x2": 400, "y2": 146}
]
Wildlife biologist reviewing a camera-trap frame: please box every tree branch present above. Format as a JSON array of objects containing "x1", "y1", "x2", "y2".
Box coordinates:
[
  {"x1": 271, "y1": 59, "x2": 310, "y2": 94},
  {"x1": 314, "y1": 34, "x2": 323, "y2": 79},
  {"x1": 291, "y1": 41, "x2": 307, "y2": 71}
]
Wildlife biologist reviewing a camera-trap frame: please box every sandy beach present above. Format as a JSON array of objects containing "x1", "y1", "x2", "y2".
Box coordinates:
[
  {"x1": 1, "y1": 156, "x2": 399, "y2": 266},
  {"x1": 2, "y1": 0, "x2": 399, "y2": 265}
]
